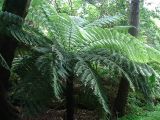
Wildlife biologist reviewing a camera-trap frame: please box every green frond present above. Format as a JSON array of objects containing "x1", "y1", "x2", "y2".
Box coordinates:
[
  {"x1": 80, "y1": 48, "x2": 158, "y2": 96},
  {"x1": 85, "y1": 14, "x2": 124, "y2": 28},
  {"x1": 12, "y1": 54, "x2": 58, "y2": 115},
  {"x1": 41, "y1": 10, "x2": 86, "y2": 51},
  {"x1": 51, "y1": 67, "x2": 63, "y2": 100},
  {"x1": 34, "y1": 50, "x2": 65, "y2": 99},
  {"x1": 75, "y1": 58, "x2": 110, "y2": 116},
  {"x1": 80, "y1": 50, "x2": 135, "y2": 89},
  {"x1": 9, "y1": 25, "x2": 48, "y2": 46},
  {"x1": 11, "y1": 43, "x2": 67, "y2": 106},
  {"x1": 70, "y1": 16, "x2": 89, "y2": 27},
  {"x1": 12, "y1": 55, "x2": 35, "y2": 77},
  {"x1": 112, "y1": 25, "x2": 132, "y2": 33},
  {"x1": 79, "y1": 27, "x2": 160, "y2": 64}
]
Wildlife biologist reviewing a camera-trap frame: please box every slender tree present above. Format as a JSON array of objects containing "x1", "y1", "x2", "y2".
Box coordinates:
[
  {"x1": 128, "y1": 0, "x2": 140, "y2": 36},
  {"x1": 113, "y1": 0, "x2": 140, "y2": 117},
  {"x1": 0, "y1": 0, "x2": 31, "y2": 119}
]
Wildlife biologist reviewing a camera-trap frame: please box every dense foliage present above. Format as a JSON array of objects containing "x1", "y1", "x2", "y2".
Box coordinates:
[{"x1": 1, "y1": 0, "x2": 160, "y2": 120}]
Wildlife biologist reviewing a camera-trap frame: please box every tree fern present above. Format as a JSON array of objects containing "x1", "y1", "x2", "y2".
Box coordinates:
[{"x1": 2, "y1": 9, "x2": 160, "y2": 118}]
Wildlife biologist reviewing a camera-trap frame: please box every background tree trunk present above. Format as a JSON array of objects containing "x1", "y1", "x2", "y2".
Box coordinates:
[
  {"x1": 113, "y1": 0, "x2": 140, "y2": 118},
  {"x1": 0, "y1": 0, "x2": 31, "y2": 119},
  {"x1": 128, "y1": 0, "x2": 140, "y2": 36}
]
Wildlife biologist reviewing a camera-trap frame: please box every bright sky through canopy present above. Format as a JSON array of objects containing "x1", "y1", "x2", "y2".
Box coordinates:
[
  {"x1": 144, "y1": 0, "x2": 160, "y2": 28},
  {"x1": 145, "y1": 0, "x2": 160, "y2": 10}
]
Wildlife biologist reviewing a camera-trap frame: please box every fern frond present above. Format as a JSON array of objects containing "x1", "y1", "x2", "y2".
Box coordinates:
[
  {"x1": 12, "y1": 54, "x2": 59, "y2": 115},
  {"x1": 79, "y1": 27, "x2": 160, "y2": 64},
  {"x1": 9, "y1": 25, "x2": 48, "y2": 46},
  {"x1": 80, "y1": 50, "x2": 135, "y2": 89},
  {"x1": 41, "y1": 10, "x2": 86, "y2": 51},
  {"x1": 75, "y1": 58, "x2": 110, "y2": 115},
  {"x1": 112, "y1": 26, "x2": 132, "y2": 33},
  {"x1": 70, "y1": 16, "x2": 89, "y2": 27},
  {"x1": 85, "y1": 14, "x2": 123, "y2": 28},
  {"x1": 12, "y1": 55, "x2": 35, "y2": 77},
  {"x1": 51, "y1": 67, "x2": 63, "y2": 99},
  {"x1": 34, "y1": 50, "x2": 65, "y2": 99},
  {"x1": 80, "y1": 48, "x2": 158, "y2": 95}
]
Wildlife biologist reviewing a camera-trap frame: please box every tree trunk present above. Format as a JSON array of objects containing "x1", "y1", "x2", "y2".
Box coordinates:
[
  {"x1": 112, "y1": 77, "x2": 129, "y2": 117},
  {"x1": 112, "y1": 0, "x2": 140, "y2": 118},
  {"x1": 66, "y1": 74, "x2": 74, "y2": 120},
  {"x1": 128, "y1": 0, "x2": 140, "y2": 36},
  {"x1": 0, "y1": 0, "x2": 31, "y2": 119}
]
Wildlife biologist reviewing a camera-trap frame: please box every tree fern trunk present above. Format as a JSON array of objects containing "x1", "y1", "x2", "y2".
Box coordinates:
[
  {"x1": 66, "y1": 74, "x2": 74, "y2": 120},
  {"x1": 113, "y1": 77, "x2": 129, "y2": 117},
  {"x1": 113, "y1": 0, "x2": 140, "y2": 118},
  {"x1": 0, "y1": 0, "x2": 31, "y2": 119}
]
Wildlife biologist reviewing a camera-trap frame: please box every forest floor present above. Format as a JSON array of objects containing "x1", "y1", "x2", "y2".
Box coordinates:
[
  {"x1": 23, "y1": 109, "x2": 98, "y2": 120},
  {"x1": 23, "y1": 104, "x2": 160, "y2": 120},
  {"x1": 119, "y1": 104, "x2": 160, "y2": 120}
]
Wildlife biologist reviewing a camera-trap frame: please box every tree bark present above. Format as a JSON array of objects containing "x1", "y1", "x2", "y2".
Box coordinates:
[
  {"x1": 128, "y1": 0, "x2": 140, "y2": 36},
  {"x1": 65, "y1": 74, "x2": 74, "y2": 120},
  {"x1": 0, "y1": 0, "x2": 31, "y2": 119},
  {"x1": 113, "y1": 0, "x2": 140, "y2": 118},
  {"x1": 112, "y1": 77, "x2": 129, "y2": 117}
]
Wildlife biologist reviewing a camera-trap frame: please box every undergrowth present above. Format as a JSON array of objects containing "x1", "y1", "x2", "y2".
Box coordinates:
[{"x1": 119, "y1": 104, "x2": 160, "y2": 120}]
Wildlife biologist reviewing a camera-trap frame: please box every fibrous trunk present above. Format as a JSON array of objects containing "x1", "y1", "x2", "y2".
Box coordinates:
[
  {"x1": 0, "y1": 0, "x2": 31, "y2": 119},
  {"x1": 113, "y1": 77, "x2": 129, "y2": 117},
  {"x1": 66, "y1": 74, "x2": 74, "y2": 120}
]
